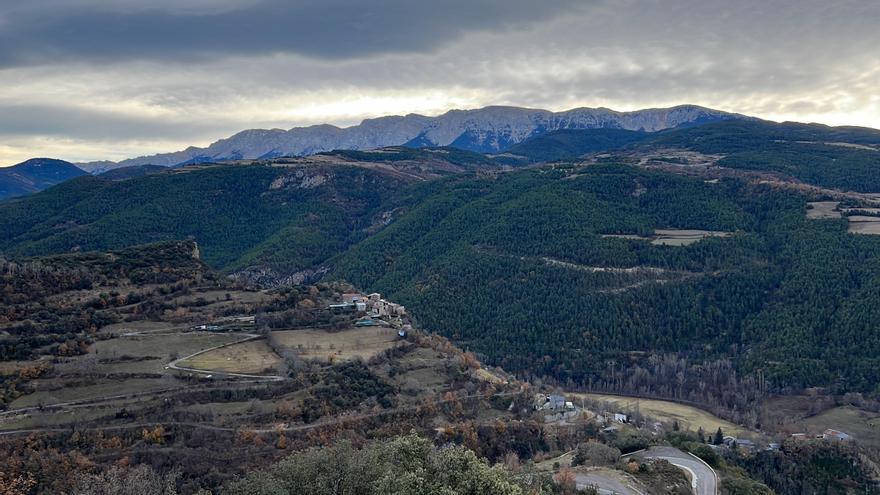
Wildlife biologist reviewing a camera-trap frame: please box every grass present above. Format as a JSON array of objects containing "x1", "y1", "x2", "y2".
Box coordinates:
[
  {"x1": 847, "y1": 216, "x2": 880, "y2": 235},
  {"x1": 271, "y1": 326, "x2": 401, "y2": 362},
  {"x1": 806, "y1": 201, "x2": 841, "y2": 219},
  {"x1": 1, "y1": 405, "x2": 119, "y2": 430},
  {"x1": 178, "y1": 339, "x2": 282, "y2": 374},
  {"x1": 799, "y1": 406, "x2": 880, "y2": 449},
  {"x1": 170, "y1": 289, "x2": 272, "y2": 306},
  {"x1": 98, "y1": 320, "x2": 180, "y2": 335},
  {"x1": 574, "y1": 392, "x2": 745, "y2": 436},
  {"x1": 386, "y1": 347, "x2": 451, "y2": 397},
  {"x1": 91, "y1": 332, "x2": 243, "y2": 374},
  {"x1": 10, "y1": 377, "x2": 176, "y2": 409},
  {"x1": 601, "y1": 230, "x2": 732, "y2": 246},
  {"x1": 651, "y1": 229, "x2": 732, "y2": 246}
]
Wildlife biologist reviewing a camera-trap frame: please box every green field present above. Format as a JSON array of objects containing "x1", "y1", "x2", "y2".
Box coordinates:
[
  {"x1": 576, "y1": 393, "x2": 745, "y2": 435},
  {"x1": 800, "y1": 406, "x2": 880, "y2": 449}
]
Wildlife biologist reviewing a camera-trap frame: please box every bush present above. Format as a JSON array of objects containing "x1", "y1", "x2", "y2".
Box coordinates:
[
  {"x1": 571, "y1": 441, "x2": 621, "y2": 467},
  {"x1": 608, "y1": 429, "x2": 651, "y2": 454}
]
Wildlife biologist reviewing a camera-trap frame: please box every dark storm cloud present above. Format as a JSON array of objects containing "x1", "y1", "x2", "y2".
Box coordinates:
[{"x1": 0, "y1": 0, "x2": 584, "y2": 66}]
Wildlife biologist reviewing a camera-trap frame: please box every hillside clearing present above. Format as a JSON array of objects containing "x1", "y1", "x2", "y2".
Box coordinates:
[
  {"x1": 178, "y1": 339, "x2": 282, "y2": 375},
  {"x1": 806, "y1": 201, "x2": 842, "y2": 219},
  {"x1": 574, "y1": 393, "x2": 745, "y2": 436},
  {"x1": 800, "y1": 406, "x2": 880, "y2": 449},
  {"x1": 271, "y1": 327, "x2": 401, "y2": 362},
  {"x1": 847, "y1": 215, "x2": 880, "y2": 235},
  {"x1": 651, "y1": 229, "x2": 732, "y2": 246}
]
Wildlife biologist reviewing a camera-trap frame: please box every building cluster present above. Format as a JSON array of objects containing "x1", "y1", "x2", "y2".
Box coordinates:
[
  {"x1": 790, "y1": 429, "x2": 853, "y2": 442},
  {"x1": 534, "y1": 393, "x2": 575, "y2": 412},
  {"x1": 722, "y1": 435, "x2": 758, "y2": 452},
  {"x1": 595, "y1": 412, "x2": 629, "y2": 426},
  {"x1": 330, "y1": 292, "x2": 406, "y2": 319}
]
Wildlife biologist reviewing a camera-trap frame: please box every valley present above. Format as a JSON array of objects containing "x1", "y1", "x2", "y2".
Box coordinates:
[
  {"x1": 3, "y1": 0, "x2": 880, "y2": 492},
  {"x1": 4, "y1": 118, "x2": 880, "y2": 494}
]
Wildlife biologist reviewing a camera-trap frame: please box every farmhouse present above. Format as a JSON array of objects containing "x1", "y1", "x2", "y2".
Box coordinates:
[
  {"x1": 342, "y1": 293, "x2": 364, "y2": 303},
  {"x1": 534, "y1": 394, "x2": 571, "y2": 411},
  {"x1": 369, "y1": 297, "x2": 406, "y2": 318},
  {"x1": 333, "y1": 292, "x2": 405, "y2": 318},
  {"x1": 723, "y1": 436, "x2": 757, "y2": 452},
  {"x1": 329, "y1": 302, "x2": 358, "y2": 312},
  {"x1": 822, "y1": 429, "x2": 852, "y2": 441}
]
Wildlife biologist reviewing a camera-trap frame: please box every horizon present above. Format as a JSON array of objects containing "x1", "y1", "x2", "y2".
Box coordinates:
[
  {"x1": 1, "y1": 1, "x2": 878, "y2": 166},
  {"x1": 3, "y1": 102, "x2": 876, "y2": 168}
]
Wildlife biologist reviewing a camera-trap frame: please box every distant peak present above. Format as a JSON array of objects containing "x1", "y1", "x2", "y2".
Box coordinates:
[{"x1": 79, "y1": 103, "x2": 747, "y2": 168}]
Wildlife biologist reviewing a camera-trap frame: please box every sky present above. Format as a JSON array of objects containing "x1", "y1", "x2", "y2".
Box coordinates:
[{"x1": 0, "y1": 0, "x2": 878, "y2": 166}]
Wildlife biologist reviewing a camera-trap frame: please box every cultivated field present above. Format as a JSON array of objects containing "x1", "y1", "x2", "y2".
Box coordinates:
[
  {"x1": 767, "y1": 404, "x2": 880, "y2": 448},
  {"x1": 178, "y1": 339, "x2": 282, "y2": 374},
  {"x1": 602, "y1": 230, "x2": 732, "y2": 246},
  {"x1": 271, "y1": 326, "x2": 401, "y2": 362},
  {"x1": 806, "y1": 201, "x2": 842, "y2": 219},
  {"x1": 10, "y1": 377, "x2": 177, "y2": 409},
  {"x1": 651, "y1": 229, "x2": 732, "y2": 246},
  {"x1": 847, "y1": 215, "x2": 880, "y2": 235},
  {"x1": 575, "y1": 393, "x2": 745, "y2": 435},
  {"x1": 85, "y1": 332, "x2": 242, "y2": 375},
  {"x1": 601, "y1": 234, "x2": 650, "y2": 240},
  {"x1": 387, "y1": 346, "x2": 452, "y2": 396}
]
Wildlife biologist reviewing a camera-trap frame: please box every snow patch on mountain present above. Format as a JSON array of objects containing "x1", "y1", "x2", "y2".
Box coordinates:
[{"x1": 78, "y1": 104, "x2": 746, "y2": 171}]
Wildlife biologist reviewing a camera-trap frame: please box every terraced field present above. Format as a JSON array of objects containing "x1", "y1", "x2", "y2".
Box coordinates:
[{"x1": 270, "y1": 327, "x2": 401, "y2": 362}]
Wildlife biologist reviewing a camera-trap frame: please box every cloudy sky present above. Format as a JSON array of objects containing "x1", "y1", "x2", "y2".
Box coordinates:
[{"x1": 0, "y1": 0, "x2": 878, "y2": 165}]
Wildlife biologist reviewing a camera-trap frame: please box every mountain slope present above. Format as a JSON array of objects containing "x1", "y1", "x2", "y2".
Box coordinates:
[
  {"x1": 329, "y1": 163, "x2": 880, "y2": 398},
  {"x1": 501, "y1": 128, "x2": 651, "y2": 163},
  {"x1": 9, "y1": 118, "x2": 880, "y2": 400},
  {"x1": 0, "y1": 162, "x2": 418, "y2": 283},
  {"x1": 0, "y1": 158, "x2": 86, "y2": 200},
  {"x1": 645, "y1": 120, "x2": 880, "y2": 191},
  {"x1": 78, "y1": 104, "x2": 745, "y2": 170},
  {"x1": 98, "y1": 164, "x2": 168, "y2": 180}
]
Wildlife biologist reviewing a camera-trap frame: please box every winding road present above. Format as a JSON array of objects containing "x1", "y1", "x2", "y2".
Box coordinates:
[
  {"x1": 575, "y1": 468, "x2": 645, "y2": 495},
  {"x1": 624, "y1": 446, "x2": 719, "y2": 495}
]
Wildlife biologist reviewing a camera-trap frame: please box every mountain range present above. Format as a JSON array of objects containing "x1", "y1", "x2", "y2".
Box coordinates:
[
  {"x1": 0, "y1": 157, "x2": 86, "y2": 200},
  {"x1": 76, "y1": 104, "x2": 744, "y2": 172},
  {"x1": 6, "y1": 117, "x2": 880, "y2": 400}
]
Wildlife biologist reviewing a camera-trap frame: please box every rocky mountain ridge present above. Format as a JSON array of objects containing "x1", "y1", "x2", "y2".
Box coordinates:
[{"x1": 77, "y1": 104, "x2": 746, "y2": 172}]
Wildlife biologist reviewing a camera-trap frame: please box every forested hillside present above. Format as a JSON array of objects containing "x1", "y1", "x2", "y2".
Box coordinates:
[
  {"x1": 502, "y1": 128, "x2": 650, "y2": 163},
  {"x1": 650, "y1": 120, "x2": 880, "y2": 191},
  {"x1": 0, "y1": 163, "x2": 414, "y2": 283},
  {"x1": 0, "y1": 158, "x2": 86, "y2": 200},
  {"x1": 4, "y1": 119, "x2": 880, "y2": 407},
  {"x1": 330, "y1": 163, "x2": 880, "y2": 404}
]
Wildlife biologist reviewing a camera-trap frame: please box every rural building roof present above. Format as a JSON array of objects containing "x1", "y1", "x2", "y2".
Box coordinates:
[{"x1": 823, "y1": 429, "x2": 852, "y2": 441}]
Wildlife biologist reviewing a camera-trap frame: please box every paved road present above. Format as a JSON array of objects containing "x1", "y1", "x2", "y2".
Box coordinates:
[
  {"x1": 625, "y1": 446, "x2": 718, "y2": 495},
  {"x1": 575, "y1": 468, "x2": 644, "y2": 495}
]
